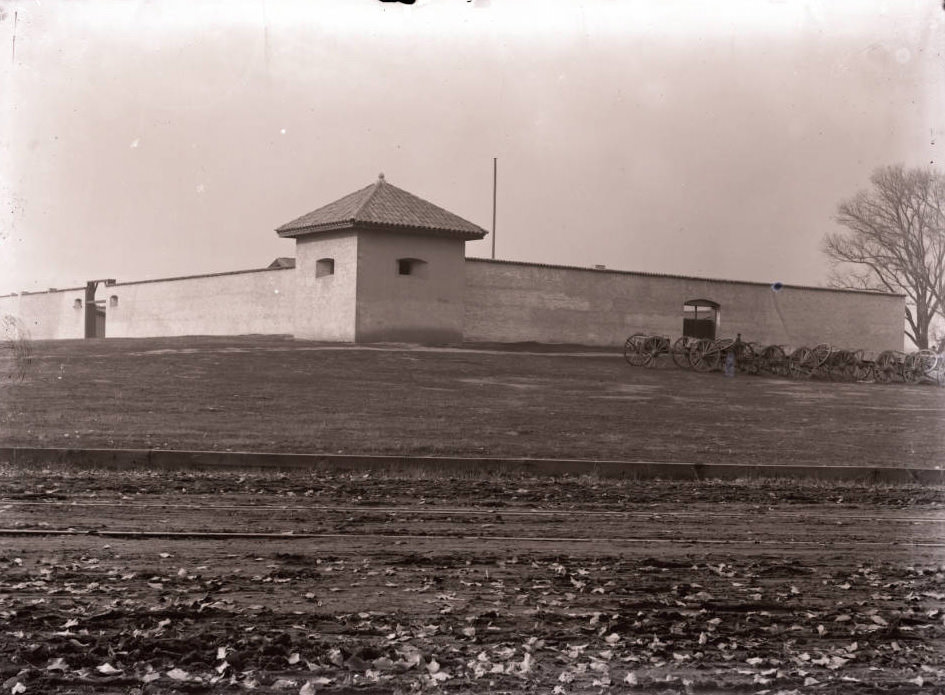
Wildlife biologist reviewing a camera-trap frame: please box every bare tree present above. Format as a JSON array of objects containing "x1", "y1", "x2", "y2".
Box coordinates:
[
  {"x1": 824, "y1": 165, "x2": 945, "y2": 349},
  {"x1": 0, "y1": 315, "x2": 33, "y2": 382}
]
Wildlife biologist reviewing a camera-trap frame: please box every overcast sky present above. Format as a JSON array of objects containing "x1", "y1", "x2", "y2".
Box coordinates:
[{"x1": 0, "y1": 0, "x2": 942, "y2": 294}]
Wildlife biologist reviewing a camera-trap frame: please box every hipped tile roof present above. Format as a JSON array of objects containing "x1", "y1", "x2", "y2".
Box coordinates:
[
  {"x1": 275, "y1": 174, "x2": 488, "y2": 240},
  {"x1": 267, "y1": 257, "x2": 296, "y2": 269}
]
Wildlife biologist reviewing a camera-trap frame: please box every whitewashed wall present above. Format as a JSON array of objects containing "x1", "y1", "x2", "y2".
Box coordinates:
[
  {"x1": 105, "y1": 268, "x2": 293, "y2": 338},
  {"x1": 463, "y1": 259, "x2": 905, "y2": 351},
  {"x1": 0, "y1": 290, "x2": 86, "y2": 340},
  {"x1": 0, "y1": 256, "x2": 906, "y2": 351}
]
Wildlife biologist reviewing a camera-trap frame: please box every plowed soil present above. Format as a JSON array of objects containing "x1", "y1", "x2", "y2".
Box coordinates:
[{"x1": 1, "y1": 466, "x2": 943, "y2": 694}]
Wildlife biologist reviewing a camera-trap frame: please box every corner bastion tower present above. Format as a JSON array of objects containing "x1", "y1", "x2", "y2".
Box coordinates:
[{"x1": 276, "y1": 174, "x2": 488, "y2": 344}]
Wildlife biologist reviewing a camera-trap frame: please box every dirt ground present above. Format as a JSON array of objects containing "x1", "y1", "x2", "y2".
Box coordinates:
[{"x1": 1, "y1": 466, "x2": 943, "y2": 694}]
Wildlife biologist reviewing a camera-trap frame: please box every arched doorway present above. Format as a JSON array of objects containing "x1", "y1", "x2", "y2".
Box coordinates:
[{"x1": 683, "y1": 299, "x2": 719, "y2": 339}]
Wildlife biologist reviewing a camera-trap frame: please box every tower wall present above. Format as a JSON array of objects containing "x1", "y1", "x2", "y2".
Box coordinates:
[
  {"x1": 354, "y1": 230, "x2": 466, "y2": 344},
  {"x1": 293, "y1": 233, "x2": 359, "y2": 342}
]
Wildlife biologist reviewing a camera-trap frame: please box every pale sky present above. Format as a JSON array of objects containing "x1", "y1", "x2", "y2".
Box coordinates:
[{"x1": 0, "y1": 0, "x2": 942, "y2": 294}]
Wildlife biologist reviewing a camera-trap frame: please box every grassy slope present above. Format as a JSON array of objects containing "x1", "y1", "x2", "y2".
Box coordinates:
[{"x1": 1, "y1": 335, "x2": 943, "y2": 467}]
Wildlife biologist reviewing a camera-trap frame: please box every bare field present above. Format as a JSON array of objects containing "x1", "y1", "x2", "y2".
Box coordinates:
[{"x1": 1, "y1": 335, "x2": 944, "y2": 468}]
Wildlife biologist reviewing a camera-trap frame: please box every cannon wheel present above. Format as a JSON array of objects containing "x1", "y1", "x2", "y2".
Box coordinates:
[
  {"x1": 689, "y1": 339, "x2": 721, "y2": 372},
  {"x1": 874, "y1": 350, "x2": 902, "y2": 383},
  {"x1": 759, "y1": 344, "x2": 788, "y2": 377},
  {"x1": 809, "y1": 343, "x2": 832, "y2": 379},
  {"x1": 641, "y1": 335, "x2": 669, "y2": 368},
  {"x1": 671, "y1": 337, "x2": 693, "y2": 369},
  {"x1": 788, "y1": 346, "x2": 813, "y2": 379},
  {"x1": 623, "y1": 334, "x2": 649, "y2": 367}
]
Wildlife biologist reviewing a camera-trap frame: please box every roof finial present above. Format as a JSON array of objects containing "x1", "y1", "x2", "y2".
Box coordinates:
[{"x1": 378, "y1": 172, "x2": 385, "y2": 182}]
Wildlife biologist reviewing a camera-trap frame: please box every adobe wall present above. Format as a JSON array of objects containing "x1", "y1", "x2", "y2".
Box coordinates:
[
  {"x1": 463, "y1": 259, "x2": 905, "y2": 351},
  {"x1": 355, "y1": 231, "x2": 466, "y2": 344},
  {"x1": 105, "y1": 268, "x2": 294, "y2": 338},
  {"x1": 0, "y1": 256, "x2": 906, "y2": 351},
  {"x1": 0, "y1": 289, "x2": 86, "y2": 340},
  {"x1": 294, "y1": 234, "x2": 358, "y2": 342}
]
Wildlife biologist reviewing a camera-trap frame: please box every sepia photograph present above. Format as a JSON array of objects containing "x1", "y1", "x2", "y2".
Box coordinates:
[{"x1": 0, "y1": 0, "x2": 943, "y2": 692}]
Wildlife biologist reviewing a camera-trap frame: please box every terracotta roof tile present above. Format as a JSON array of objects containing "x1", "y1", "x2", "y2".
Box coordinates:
[{"x1": 275, "y1": 175, "x2": 488, "y2": 240}]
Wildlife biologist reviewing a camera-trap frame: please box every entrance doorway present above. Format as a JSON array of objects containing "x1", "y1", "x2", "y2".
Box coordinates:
[
  {"x1": 84, "y1": 279, "x2": 116, "y2": 339},
  {"x1": 683, "y1": 299, "x2": 719, "y2": 339},
  {"x1": 91, "y1": 302, "x2": 106, "y2": 338}
]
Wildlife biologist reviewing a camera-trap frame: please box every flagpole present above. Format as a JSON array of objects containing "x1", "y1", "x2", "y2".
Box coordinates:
[{"x1": 491, "y1": 157, "x2": 497, "y2": 260}]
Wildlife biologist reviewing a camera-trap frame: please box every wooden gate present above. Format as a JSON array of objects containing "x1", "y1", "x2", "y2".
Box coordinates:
[{"x1": 84, "y1": 279, "x2": 115, "y2": 338}]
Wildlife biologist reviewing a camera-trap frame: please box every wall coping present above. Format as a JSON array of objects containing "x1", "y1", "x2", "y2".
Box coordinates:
[
  {"x1": 0, "y1": 286, "x2": 85, "y2": 298},
  {"x1": 110, "y1": 265, "x2": 294, "y2": 289},
  {"x1": 0, "y1": 265, "x2": 294, "y2": 298}
]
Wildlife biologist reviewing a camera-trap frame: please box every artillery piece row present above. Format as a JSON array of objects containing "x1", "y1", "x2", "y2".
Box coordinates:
[{"x1": 623, "y1": 333, "x2": 945, "y2": 385}]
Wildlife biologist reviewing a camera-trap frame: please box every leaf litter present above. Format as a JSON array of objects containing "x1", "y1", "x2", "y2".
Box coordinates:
[{"x1": 0, "y1": 468, "x2": 942, "y2": 692}]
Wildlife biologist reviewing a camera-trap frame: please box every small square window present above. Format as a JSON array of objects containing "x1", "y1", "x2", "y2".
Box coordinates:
[
  {"x1": 397, "y1": 258, "x2": 427, "y2": 277},
  {"x1": 74, "y1": 299, "x2": 83, "y2": 309},
  {"x1": 316, "y1": 258, "x2": 335, "y2": 278}
]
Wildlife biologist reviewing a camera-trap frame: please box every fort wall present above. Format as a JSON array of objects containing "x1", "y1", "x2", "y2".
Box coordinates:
[
  {"x1": 0, "y1": 258, "x2": 905, "y2": 351},
  {"x1": 463, "y1": 259, "x2": 904, "y2": 351},
  {"x1": 105, "y1": 268, "x2": 294, "y2": 338},
  {"x1": 0, "y1": 289, "x2": 86, "y2": 340}
]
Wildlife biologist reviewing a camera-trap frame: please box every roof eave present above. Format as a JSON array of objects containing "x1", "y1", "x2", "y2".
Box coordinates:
[
  {"x1": 358, "y1": 221, "x2": 488, "y2": 240},
  {"x1": 275, "y1": 220, "x2": 358, "y2": 238},
  {"x1": 277, "y1": 220, "x2": 487, "y2": 241}
]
